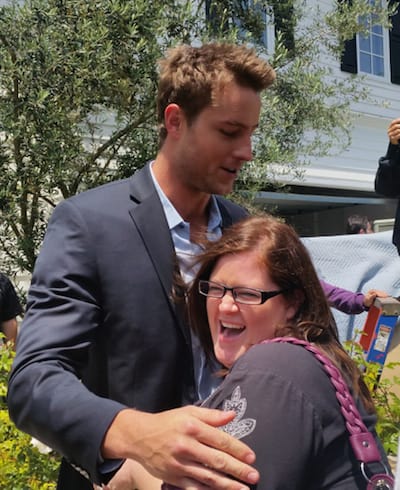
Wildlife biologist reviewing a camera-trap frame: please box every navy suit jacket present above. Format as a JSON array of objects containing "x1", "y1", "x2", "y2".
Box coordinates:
[
  {"x1": 375, "y1": 143, "x2": 400, "y2": 253},
  {"x1": 8, "y1": 163, "x2": 247, "y2": 489}
]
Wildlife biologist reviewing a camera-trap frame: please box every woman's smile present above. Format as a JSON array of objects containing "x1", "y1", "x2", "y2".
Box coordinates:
[
  {"x1": 219, "y1": 320, "x2": 246, "y2": 338},
  {"x1": 207, "y1": 250, "x2": 296, "y2": 368}
]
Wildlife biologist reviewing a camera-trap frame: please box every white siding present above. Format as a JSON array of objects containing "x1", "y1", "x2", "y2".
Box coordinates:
[
  {"x1": 1, "y1": 0, "x2": 398, "y2": 194},
  {"x1": 296, "y1": 0, "x2": 400, "y2": 192}
]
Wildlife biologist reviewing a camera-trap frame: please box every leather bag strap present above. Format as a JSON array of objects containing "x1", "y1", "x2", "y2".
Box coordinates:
[{"x1": 262, "y1": 337, "x2": 394, "y2": 489}]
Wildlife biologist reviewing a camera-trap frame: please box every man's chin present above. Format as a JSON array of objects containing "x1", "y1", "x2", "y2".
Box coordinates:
[{"x1": 212, "y1": 184, "x2": 235, "y2": 196}]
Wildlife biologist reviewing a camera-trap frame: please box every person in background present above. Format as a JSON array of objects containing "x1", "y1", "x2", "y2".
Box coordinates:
[
  {"x1": 346, "y1": 214, "x2": 373, "y2": 234},
  {"x1": 321, "y1": 214, "x2": 387, "y2": 315},
  {"x1": 375, "y1": 117, "x2": 400, "y2": 254},
  {"x1": 7, "y1": 42, "x2": 277, "y2": 490},
  {"x1": 176, "y1": 214, "x2": 390, "y2": 489},
  {"x1": 320, "y1": 279, "x2": 388, "y2": 315},
  {"x1": 0, "y1": 272, "x2": 23, "y2": 345}
]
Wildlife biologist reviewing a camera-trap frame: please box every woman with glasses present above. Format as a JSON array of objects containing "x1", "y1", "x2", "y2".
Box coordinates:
[{"x1": 172, "y1": 214, "x2": 390, "y2": 489}]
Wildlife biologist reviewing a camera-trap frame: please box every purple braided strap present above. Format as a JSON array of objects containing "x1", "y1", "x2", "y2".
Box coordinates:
[
  {"x1": 262, "y1": 337, "x2": 382, "y2": 463},
  {"x1": 263, "y1": 338, "x2": 394, "y2": 489},
  {"x1": 161, "y1": 337, "x2": 393, "y2": 490}
]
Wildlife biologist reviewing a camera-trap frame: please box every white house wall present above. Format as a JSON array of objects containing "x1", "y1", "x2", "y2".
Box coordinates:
[
  {"x1": 0, "y1": 0, "x2": 400, "y2": 234},
  {"x1": 303, "y1": 114, "x2": 395, "y2": 191},
  {"x1": 299, "y1": 0, "x2": 400, "y2": 193}
]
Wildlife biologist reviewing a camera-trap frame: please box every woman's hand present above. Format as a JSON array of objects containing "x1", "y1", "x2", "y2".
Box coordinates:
[{"x1": 93, "y1": 458, "x2": 162, "y2": 490}]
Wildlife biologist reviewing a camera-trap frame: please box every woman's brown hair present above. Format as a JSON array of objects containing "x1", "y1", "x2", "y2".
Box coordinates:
[{"x1": 187, "y1": 214, "x2": 375, "y2": 412}]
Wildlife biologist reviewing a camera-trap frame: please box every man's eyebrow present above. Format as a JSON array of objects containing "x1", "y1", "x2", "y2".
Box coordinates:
[{"x1": 223, "y1": 121, "x2": 259, "y2": 130}]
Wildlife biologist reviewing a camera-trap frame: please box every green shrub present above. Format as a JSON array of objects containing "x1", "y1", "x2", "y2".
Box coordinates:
[
  {"x1": 1, "y1": 334, "x2": 398, "y2": 488},
  {"x1": 344, "y1": 339, "x2": 400, "y2": 456},
  {"x1": 0, "y1": 338, "x2": 59, "y2": 490}
]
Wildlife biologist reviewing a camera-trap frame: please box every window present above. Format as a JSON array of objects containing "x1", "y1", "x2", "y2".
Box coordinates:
[
  {"x1": 341, "y1": 0, "x2": 400, "y2": 84},
  {"x1": 357, "y1": 1, "x2": 388, "y2": 77},
  {"x1": 359, "y1": 25, "x2": 385, "y2": 76},
  {"x1": 236, "y1": 0, "x2": 275, "y2": 50},
  {"x1": 205, "y1": 0, "x2": 275, "y2": 52}
]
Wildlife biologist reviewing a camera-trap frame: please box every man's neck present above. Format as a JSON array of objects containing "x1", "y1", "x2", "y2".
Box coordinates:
[{"x1": 152, "y1": 155, "x2": 211, "y2": 226}]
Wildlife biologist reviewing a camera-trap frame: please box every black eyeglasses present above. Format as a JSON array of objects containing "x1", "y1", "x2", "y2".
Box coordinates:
[{"x1": 198, "y1": 280, "x2": 288, "y2": 305}]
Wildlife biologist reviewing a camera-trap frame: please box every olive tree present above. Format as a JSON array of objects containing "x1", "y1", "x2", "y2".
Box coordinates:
[
  {"x1": 0, "y1": 0, "x2": 397, "y2": 274},
  {"x1": 228, "y1": 0, "x2": 399, "y2": 191},
  {"x1": 0, "y1": 0, "x2": 203, "y2": 273}
]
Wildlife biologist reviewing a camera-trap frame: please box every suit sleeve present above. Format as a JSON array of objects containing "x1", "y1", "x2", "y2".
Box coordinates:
[
  {"x1": 7, "y1": 199, "x2": 126, "y2": 484},
  {"x1": 375, "y1": 143, "x2": 400, "y2": 197}
]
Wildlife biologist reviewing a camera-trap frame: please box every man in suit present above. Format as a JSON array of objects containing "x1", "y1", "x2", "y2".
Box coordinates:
[
  {"x1": 7, "y1": 43, "x2": 276, "y2": 490},
  {"x1": 375, "y1": 117, "x2": 400, "y2": 254}
]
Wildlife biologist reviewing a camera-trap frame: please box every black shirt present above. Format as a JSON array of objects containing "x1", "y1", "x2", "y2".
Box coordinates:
[
  {"x1": 201, "y1": 342, "x2": 390, "y2": 489},
  {"x1": 0, "y1": 272, "x2": 23, "y2": 322}
]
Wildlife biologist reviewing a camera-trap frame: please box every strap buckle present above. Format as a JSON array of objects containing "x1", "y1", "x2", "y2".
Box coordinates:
[{"x1": 361, "y1": 462, "x2": 394, "y2": 489}]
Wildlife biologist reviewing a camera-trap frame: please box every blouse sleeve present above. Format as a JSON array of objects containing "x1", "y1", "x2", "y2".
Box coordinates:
[
  {"x1": 202, "y1": 346, "x2": 324, "y2": 489},
  {"x1": 320, "y1": 279, "x2": 366, "y2": 314}
]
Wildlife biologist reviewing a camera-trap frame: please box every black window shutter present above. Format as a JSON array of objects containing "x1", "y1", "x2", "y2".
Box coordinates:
[
  {"x1": 270, "y1": 1, "x2": 295, "y2": 55},
  {"x1": 339, "y1": 0, "x2": 357, "y2": 73},
  {"x1": 389, "y1": 1, "x2": 400, "y2": 84},
  {"x1": 340, "y1": 38, "x2": 358, "y2": 73},
  {"x1": 205, "y1": 0, "x2": 218, "y2": 33}
]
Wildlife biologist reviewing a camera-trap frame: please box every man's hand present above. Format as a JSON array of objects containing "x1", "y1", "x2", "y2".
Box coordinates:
[
  {"x1": 101, "y1": 406, "x2": 259, "y2": 490},
  {"x1": 388, "y1": 118, "x2": 400, "y2": 145}
]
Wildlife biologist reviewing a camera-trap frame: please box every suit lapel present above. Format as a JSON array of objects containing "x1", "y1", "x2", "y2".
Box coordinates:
[
  {"x1": 127, "y1": 165, "x2": 191, "y2": 344},
  {"x1": 217, "y1": 197, "x2": 234, "y2": 230},
  {"x1": 127, "y1": 169, "x2": 246, "y2": 345}
]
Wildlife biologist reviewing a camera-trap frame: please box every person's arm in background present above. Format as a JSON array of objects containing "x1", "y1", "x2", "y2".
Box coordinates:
[
  {"x1": 375, "y1": 118, "x2": 400, "y2": 197},
  {"x1": 320, "y1": 279, "x2": 388, "y2": 315},
  {"x1": 1, "y1": 318, "x2": 19, "y2": 344},
  {"x1": 0, "y1": 273, "x2": 23, "y2": 345}
]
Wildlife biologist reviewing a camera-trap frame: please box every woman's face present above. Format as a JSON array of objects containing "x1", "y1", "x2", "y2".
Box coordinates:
[{"x1": 206, "y1": 250, "x2": 298, "y2": 368}]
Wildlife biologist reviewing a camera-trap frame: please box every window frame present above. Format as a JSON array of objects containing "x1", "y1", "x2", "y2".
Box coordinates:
[
  {"x1": 340, "y1": 0, "x2": 400, "y2": 85},
  {"x1": 236, "y1": 0, "x2": 275, "y2": 52},
  {"x1": 356, "y1": 1, "x2": 392, "y2": 81}
]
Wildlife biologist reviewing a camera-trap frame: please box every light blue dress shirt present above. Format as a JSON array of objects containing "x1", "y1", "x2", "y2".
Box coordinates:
[{"x1": 150, "y1": 163, "x2": 223, "y2": 400}]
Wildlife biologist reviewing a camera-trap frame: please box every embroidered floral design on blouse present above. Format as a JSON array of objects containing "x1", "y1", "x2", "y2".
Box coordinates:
[{"x1": 220, "y1": 386, "x2": 256, "y2": 440}]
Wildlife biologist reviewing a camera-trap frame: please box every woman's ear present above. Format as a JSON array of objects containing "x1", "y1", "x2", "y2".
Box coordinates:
[{"x1": 285, "y1": 290, "x2": 304, "y2": 321}]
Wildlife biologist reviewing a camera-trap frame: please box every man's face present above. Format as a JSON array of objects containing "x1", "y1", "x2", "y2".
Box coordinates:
[{"x1": 173, "y1": 82, "x2": 262, "y2": 196}]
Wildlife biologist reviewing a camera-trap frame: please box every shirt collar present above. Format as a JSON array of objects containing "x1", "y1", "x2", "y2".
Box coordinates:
[{"x1": 149, "y1": 161, "x2": 222, "y2": 232}]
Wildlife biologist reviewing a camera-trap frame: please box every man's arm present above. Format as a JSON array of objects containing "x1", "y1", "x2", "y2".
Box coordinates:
[
  {"x1": 101, "y1": 407, "x2": 259, "y2": 489},
  {"x1": 8, "y1": 199, "x2": 259, "y2": 489},
  {"x1": 7, "y1": 199, "x2": 130, "y2": 484}
]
